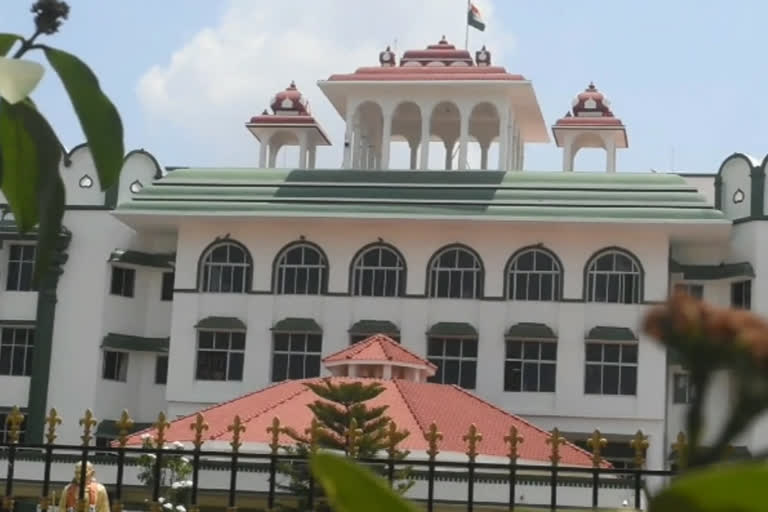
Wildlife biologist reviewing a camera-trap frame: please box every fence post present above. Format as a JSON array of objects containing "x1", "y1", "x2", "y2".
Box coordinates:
[
  {"x1": 267, "y1": 417, "x2": 283, "y2": 510},
  {"x1": 631, "y1": 430, "x2": 650, "y2": 511},
  {"x1": 3, "y1": 407, "x2": 23, "y2": 512},
  {"x1": 189, "y1": 414, "x2": 208, "y2": 512},
  {"x1": 586, "y1": 429, "x2": 607, "y2": 509},
  {"x1": 504, "y1": 426, "x2": 523, "y2": 512},
  {"x1": 424, "y1": 423, "x2": 442, "y2": 512},
  {"x1": 112, "y1": 410, "x2": 134, "y2": 512},
  {"x1": 546, "y1": 429, "x2": 565, "y2": 512},
  {"x1": 463, "y1": 424, "x2": 482, "y2": 512},
  {"x1": 41, "y1": 409, "x2": 63, "y2": 512},
  {"x1": 227, "y1": 415, "x2": 246, "y2": 512},
  {"x1": 78, "y1": 410, "x2": 98, "y2": 512}
]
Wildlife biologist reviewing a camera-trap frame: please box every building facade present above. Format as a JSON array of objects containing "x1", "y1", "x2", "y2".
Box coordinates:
[{"x1": 0, "y1": 37, "x2": 762, "y2": 472}]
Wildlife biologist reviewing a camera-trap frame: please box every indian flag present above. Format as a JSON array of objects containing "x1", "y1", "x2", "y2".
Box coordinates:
[{"x1": 468, "y1": 2, "x2": 486, "y2": 31}]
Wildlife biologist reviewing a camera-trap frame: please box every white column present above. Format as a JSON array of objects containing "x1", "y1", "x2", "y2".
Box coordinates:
[
  {"x1": 342, "y1": 116, "x2": 353, "y2": 168},
  {"x1": 308, "y1": 145, "x2": 316, "y2": 169},
  {"x1": 480, "y1": 143, "x2": 489, "y2": 170},
  {"x1": 259, "y1": 135, "x2": 269, "y2": 168},
  {"x1": 419, "y1": 112, "x2": 431, "y2": 170},
  {"x1": 497, "y1": 108, "x2": 510, "y2": 170},
  {"x1": 298, "y1": 132, "x2": 308, "y2": 169},
  {"x1": 352, "y1": 120, "x2": 362, "y2": 168},
  {"x1": 562, "y1": 143, "x2": 573, "y2": 172},
  {"x1": 458, "y1": 109, "x2": 470, "y2": 170},
  {"x1": 606, "y1": 137, "x2": 617, "y2": 173},
  {"x1": 382, "y1": 365, "x2": 392, "y2": 379},
  {"x1": 268, "y1": 143, "x2": 278, "y2": 167},
  {"x1": 506, "y1": 119, "x2": 515, "y2": 171},
  {"x1": 409, "y1": 142, "x2": 418, "y2": 170},
  {"x1": 380, "y1": 110, "x2": 393, "y2": 170}
]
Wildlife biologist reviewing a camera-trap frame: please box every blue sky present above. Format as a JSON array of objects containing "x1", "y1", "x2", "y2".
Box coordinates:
[{"x1": 5, "y1": 0, "x2": 767, "y2": 172}]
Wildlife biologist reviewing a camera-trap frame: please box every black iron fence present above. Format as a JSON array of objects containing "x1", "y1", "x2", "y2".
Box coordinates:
[{"x1": 0, "y1": 408, "x2": 680, "y2": 512}]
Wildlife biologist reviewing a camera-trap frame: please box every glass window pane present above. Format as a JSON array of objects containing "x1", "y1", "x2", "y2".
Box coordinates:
[
  {"x1": 540, "y1": 274, "x2": 553, "y2": 300},
  {"x1": 622, "y1": 344, "x2": 638, "y2": 363},
  {"x1": 439, "y1": 250, "x2": 457, "y2": 267},
  {"x1": 603, "y1": 365, "x2": 619, "y2": 395},
  {"x1": 443, "y1": 360, "x2": 460, "y2": 384},
  {"x1": 273, "y1": 333, "x2": 289, "y2": 351},
  {"x1": 272, "y1": 353, "x2": 288, "y2": 382},
  {"x1": 460, "y1": 361, "x2": 476, "y2": 389},
  {"x1": 380, "y1": 249, "x2": 398, "y2": 267},
  {"x1": 462, "y1": 340, "x2": 478, "y2": 358},
  {"x1": 537, "y1": 253, "x2": 554, "y2": 271},
  {"x1": 288, "y1": 354, "x2": 304, "y2": 379},
  {"x1": 585, "y1": 364, "x2": 602, "y2": 394},
  {"x1": 593, "y1": 274, "x2": 607, "y2": 302},
  {"x1": 445, "y1": 341, "x2": 461, "y2": 357},
  {"x1": 373, "y1": 269, "x2": 386, "y2": 297},
  {"x1": 527, "y1": 273, "x2": 540, "y2": 300},
  {"x1": 585, "y1": 343, "x2": 602, "y2": 362},
  {"x1": 596, "y1": 254, "x2": 613, "y2": 271},
  {"x1": 307, "y1": 335, "x2": 322, "y2": 353},
  {"x1": 523, "y1": 342, "x2": 539, "y2": 359},
  {"x1": 427, "y1": 338, "x2": 443, "y2": 356},
  {"x1": 228, "y1": 353, "x2": 244, "y2": 381},
  {"x1": 504, "y1": 361, "x2": 521, "y2": 391},
  {"x1": 506, "y1": 340, "x2": 522, "y2": 359},
  {"x1": 286, "y1": 248, "x2": 302, "y2": 265},
  {"x1": 305, "y1": 355, "x2": 321, "y2": 378},
  {"x1": 620, "y1": 366, "x2": 637, "y2": 395},
  {"x1": 428, "y1": 359, "x2": 442, "y2": 383},
  {"x1": 0, "y1": 346, "x2": 12, "y2": 374},
  {"x1": 289, "y1": 335, "x2": 306, "y2": 352},
  {"x1": 604, "y1": 345, "x2": 620, "y2": 362},
  {"x1": 457, "y1": 250, "x2": 475, "y2": 268},
  {"x1": 607, "y1": 275, "x2": 620, "y2": 303},
  {"x1": 517, "y1": 251, "x2": 534, "y2": 270},
  {"x1": 230, "y1": 332, "x2": 246, "y2": 351},
  {"x1": 540, "y1": 363, "x2": 556, "y2": 392},
  {"x1": 541, "y1": 343, "x2": 557, "y2": 361},
  {"x1": 11, "y1": 347, "x2": 24, "y2": 376},
  {"x1": 515, "y1": 274, "x2": 528, "y2": 300},
  {"x1": 214, "y1": 332, "x2": 230, "y2": 350},
  {"x1": 362, "y1": 249, "x2": 379, "y2": 266},
  {"x1": 522, "y1": 362, "x2": 539, "y2": 391}
]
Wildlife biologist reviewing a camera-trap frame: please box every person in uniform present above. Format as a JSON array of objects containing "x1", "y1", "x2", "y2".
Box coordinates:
[{"x1": 58, "y1": 462, "x2": 110, "y2": 512}]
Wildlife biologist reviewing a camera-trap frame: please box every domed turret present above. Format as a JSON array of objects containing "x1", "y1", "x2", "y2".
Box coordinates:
[
  {"x1": 475, "y1": 45, "x2": 491, "y2": 67},
  {"x1": 552, "y1": 82, "x2": 627, "y2": 173},
  {"x1": 379, "y1": 45, "x2": 396, "y2": 67},
  {"x1": 269, "y1": 81, "x2": 310, "y2": 116}
]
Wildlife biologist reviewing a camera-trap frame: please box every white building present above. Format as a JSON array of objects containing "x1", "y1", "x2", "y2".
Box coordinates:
[{"x1": 0, "y1": 37, "x2": 761, "y2": 471}]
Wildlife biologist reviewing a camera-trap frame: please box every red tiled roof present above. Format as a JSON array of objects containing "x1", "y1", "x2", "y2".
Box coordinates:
[
  {"x1": 328, "y1": 66, "x2": 524, "y2": 82},
  {"x1": 553, "y1": 117, "x2": 624, "y2": 127},
  {"x1": 323, "y1": 334, "x2": 437, "y2": 370},
  {"x1": 124, "y1": 377, "x2": 598, "y2": 467}
]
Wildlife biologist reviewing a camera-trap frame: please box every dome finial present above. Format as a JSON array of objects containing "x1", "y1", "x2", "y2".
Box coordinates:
[{"x1": 288, "y1": 80, "x2": 297, "y2": 90}]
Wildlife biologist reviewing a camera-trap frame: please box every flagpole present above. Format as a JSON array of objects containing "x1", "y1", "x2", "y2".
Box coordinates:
[{"x1": 465, "y1": 0, "x2": 470, "y2": 49}]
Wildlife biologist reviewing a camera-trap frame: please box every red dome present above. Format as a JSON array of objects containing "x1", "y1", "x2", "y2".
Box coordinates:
[
  {"x1": 400, "y1": 36, "x2": 474, "y2": 67},
  {"x1": 571, "y1": 82, "x2": 613, "y2": 117},
  {"x1": 269, "y1": 81, "x2": 310, "y2": 115}
]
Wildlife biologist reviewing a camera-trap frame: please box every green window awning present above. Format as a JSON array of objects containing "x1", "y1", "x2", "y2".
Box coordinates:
[
  {"x1": 427, "y1": 322, "x2": 477, "y2": 338},
  {"x1": 108, "y1": 249, "x2": 175, "y2": 269},
  {"x1": 195, "y1": 316, "x2": 247, "y2": 330},
  {"x1": 586, "y1": 326, "x2": 638, "y2": 342},
  {"x1": 506, "y1": 322, "x2": 556, "y2": 339},
  {"x1": 102, "y1": 333, "x2": 169, "y2": 353},
  {"x1": 271, "y1": 317, "x2": 322, "y2": 334},
  {"x1": 0, "y1": 320, "x2": 35, "y2": 327},
  {"x1": 348, "y1": 320, "x2": 400, "y2": 336},
  {"x1": 669, "y1": 259, "x2": 754, "y2": 281},
  {"x1": 96, "y1": 419, "x2": 154, "y2": 438}
]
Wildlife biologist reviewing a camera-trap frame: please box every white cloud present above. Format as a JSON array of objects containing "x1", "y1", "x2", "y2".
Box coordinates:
[{"x1": 136, "y1": 0, "x2": 512, "y2": 168}]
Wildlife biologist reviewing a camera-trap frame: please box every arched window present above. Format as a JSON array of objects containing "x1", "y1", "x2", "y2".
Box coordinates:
[
  {"x1": 274, "y1": 242, "x2": 327, "y2": 295},
  {"x1": 507, "y1": 247, "x2": 562, "y2": 301},
  {"x1": 350, "y1": 244, "x2": 406, "y2": 297},
  {"x1": 428, "y1": 245, "x2": 483, "y2": 299},
  {"x1": 586, "y1": 249, "x2": 642, "y2": 304},
  {"x1": 199, "y1": 241, "x2": 252, "y2": 293}
]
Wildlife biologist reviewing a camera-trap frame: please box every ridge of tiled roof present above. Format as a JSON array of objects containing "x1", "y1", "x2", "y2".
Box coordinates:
[{"x1": 323, "y1": 334, "x2": 437, "y2": 369}]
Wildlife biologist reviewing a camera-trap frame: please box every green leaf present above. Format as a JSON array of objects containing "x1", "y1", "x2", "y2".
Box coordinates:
[
  {"x1": 0, "y1": 100, "x2": 41, "y2": 231},
  {"x1": 650, "y1": 462, "x2": 768, "y2": 512},
  {"x1": 43, "y1": 46, "x2": 124, "y2": 189},
  {"x1": 310, "y1": 453, "x2": 417, "y2": 512},
  {"x1": 0, "y1": 34, "x2": 23, "y2": 57}
]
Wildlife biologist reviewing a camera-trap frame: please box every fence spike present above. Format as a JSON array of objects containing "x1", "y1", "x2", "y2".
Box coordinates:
[
  {"x1": 190, "y1": 413, "x2": 209, "y2": 450},
  {"x1": 463, "y1": 423, "x2": 483, "y2": 463},
  {"x1": 78, "y1": 409, "x2": 97, "y2": 446},
  {"x1": 385, "y1": 420, "x2": 409, "y2": 460},
  {"x1": 305, "y1": 418, "x2": 323, "y2": 455},
  {"x1": 630, "y1": 430, "x2": 649, "y2": 468},
  {"x1": 267, "y1": 417, "x2": 282, "y2": 455},
  {"x1": 6, "y1": 406, "x2": 24, "y2": 444},
  {"x1": 153, "y1": 412, "x2": 170, "y2": 447},
  {"x1": 115, "y1": 410, "x2": 134, "y2": 449},
  {"x1": 44, "y1": 408, "x2": 62, "y2": 445},
  {"x1": 547, "y1": 428, "x2": 566, "y2": 466},
  {"x1": 504, "y1": 425, "x2": 524, "y2": 462},
  {"x1": 424, "y1": 422, "x2": 443, "y2": 461},
  {"x1": 228, "y1": 415, "x2": 246, "y2": 453},
  {"x1": 586, "y1": 429, "x2": 607, "y2": 468}
]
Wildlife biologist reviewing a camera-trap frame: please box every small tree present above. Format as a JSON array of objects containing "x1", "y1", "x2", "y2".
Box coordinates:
[
  {"x1": 277, "y1": 379, "x2": 411, "y2": 511},
  {"x1": 135, "y1": 435, "x2": 193, "y2": 512}
]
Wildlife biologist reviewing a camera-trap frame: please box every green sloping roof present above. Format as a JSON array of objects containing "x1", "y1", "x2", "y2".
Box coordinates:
[
  {"x1": 113, "y1": 169, "x2": 729, "y2": 224},
  {"x1": 108, "y1": 249, "x2": 175, "y2": 269},
  {"x1": 670, "y1": 260, "x2": 754, "y2": 280},
  {"x1": 348, "y1": 320, "x2": 400, "y2": 336},
  {"x1": 96, "y1": 420, "x2": 154, "y2": 438},
  {"x1": 427, "y1": 322, "x2": 478, "y2": 337},
  {"x1": 102, "y1": 333, "x2": 169, "y2": 353},
  {"x1": 506, "y1": 322, "x2": 556, "y2": 339},
  {"x1": 271, "y1": 317, "x2": 322, "y2": 333},
  {"x1": 195, "y1": 317, "x2": 246, "y2": 330},
  {"x1": 586, "y1": 326, "x2": 638, "y2": 342}
]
